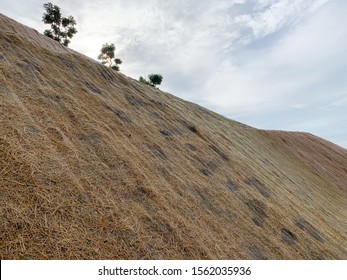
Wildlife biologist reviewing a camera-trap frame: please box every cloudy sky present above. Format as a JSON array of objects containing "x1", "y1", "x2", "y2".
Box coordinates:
[{"x1": 1, "y1": 0, "x2": 346, "y2": 148}]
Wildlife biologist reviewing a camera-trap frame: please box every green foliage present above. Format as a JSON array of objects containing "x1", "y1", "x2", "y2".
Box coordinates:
[
  {"x1": 139, "y1": 74, "x2": 163, "y2": 87},
  {"x1": 42, "y1": 2, "x2": 77, "y2": 47},
  {"x1": 98, "y1": 43, "x2": 122, "y2": 71},
  {"x1": 148, "y1": 74, "x2": 163, "y2": 87},
  {"x1": 139, "y1": 76, "x2": 150, "y2": 85}
]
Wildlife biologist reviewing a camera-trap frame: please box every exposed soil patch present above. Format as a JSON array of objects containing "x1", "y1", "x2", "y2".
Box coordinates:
[
  {"x1": 58, "y1": 56, "x2": 76, "y2": 71},
  {"x1": 209, "y1": 144, "x2": 230, "y2": 162},
  {"x1": 185, "y1": 143, "x2": 197, "y2": 151},
  {"x1": 133, "y1": 185, "x2": 157, "y2": 200},
  {"x1": 252, "y1": 218, "x2": 263, "y2": 227},
  {"x1": 187, "y1": 187, "x2": 220, "y2": 214},
  {"x1": 78, "y1": 132, "x2": 102, "y2": 146},
  {"x1": 125, "y1": 94, "x2": 144, "y2": 108},
  {"x1": 187, "y1": 125, "x2": 198, "y2": 133},
  {"x1": 47, "y1": 127, "x2": 64, "y2": 141},
  {"x1": 178, "y1": 120, "x2": 200, "y2": 134},
  {"x1": 147, "y1": 145, "x2": 167, "y2": 161},
  {"x1": 244, "y1": 178, "x2": 270, "y2": 197},
  {"x1": 280, "y1": 229, "x2": 297, "y2": 245},
  {"x1": 84, "y1": 81, "x2": 102, "y2": 95},
  {"x1": 244, "y1": 243, "x2": 269, "y2": 259},
  {"x1": 225, "y1": 180, "x2": 239, "y2": 192},
  {"x1": 245, "y1": 199, "x2": 267, "y2": 227},
  {"x1": 99, "y1": 68, "x2": 117, "y2": 82},
  {"x1": 200, "y1": 169, "x2": 210, "y2": 176},
  {"x1": 296, "y1": 218, "x2": 324, "y2": 243},
  {"x1": 160, "y1": 130, "x2": 173, "y2": 137},
  {"x1": 142, "y1": 216, "x2": 175, "y2": 245},
  {"x1": 150, "y1": 99, "x2": 166, "y2": 107},
  {"x1": 194, "y1": 157, "x2": 218, "y2": 177},
  {"x1": 105, "y1": 105, "x2": 132, "y2": 122}
]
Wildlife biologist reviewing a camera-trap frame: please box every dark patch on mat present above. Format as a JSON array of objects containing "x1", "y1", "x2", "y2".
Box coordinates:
[
  {"x1": 209, "y1": 144, "x2": 230, "y2": 161},
  {"x1": 150, "y1": 112, "x2": 163, "y2": 120},
  {"x1": 35, "y1": 175, "x2": 59, "y2": 187},
  {"x1": 78, "y1": 132, "x2": 102, "y2": 146},
  {"x1": 244, "y1": 178, "x2": 270, "y2": 197},
  {"x1": 159, "y1": 166, "x2": 172, "y2": 182},
  {"x1": 197, "y1": 159, "x2": 217, "y2": 177},
  {"x1": 17, "y1": 62, "x2": 39, "y2": 72},
  {"x1": 206, "y1": 161, "x2": 218, "y2": 171},
  {"x1": 200, "y1": 169, "x2": 210, "y2": 176},
  {"x1": 259, "y1": 158, "x2": 271, "y2": 165},
  {"x1": 47, "y1": 127, "x2": 64, "y2": 141},
  {"x1": 187, "y1": 125, "x2": 198, "y2": 133},
  {"x1": 134, "y1": 185, "x2": 157, "y2": 199},
  {"x1": 225, "y1": 180, "x2": 239, "y2": 192},
  {"x1": 296, "y1": 218, "x2": 324, "y2": 243},
  {"x1": 16, "y1": 62, "x2": 40, "y2": 79},
  {"x1": 142, "y1": 216, "x2": 174, "y2": 244},
  {"x1": 27, "y1": 125, "x2": 41, "y2": 136},
  {"x1": 99, "y1": 68, "x2": 116, "y2": 82},
  {"x1": 252, "y1": 218, "x2": 263, "y2": 227},
  {"x1": 185, "y1": 143, "x2": 197, "y2": 151},
  {"x1": 65, "y1": 109, "x2": 80, "y2": 124},
  {"x1": 106, "y1": 105, "x2": 131, "y2": 123},
  {"x1": 178, "y1": 120, "x2": 199, "y2": 134},
  {"x1": 84, "y1": 81, "x2": 102, "y2": 94},
  {"x1": 187, "y1": 187, "x2": 221, "y2": 214},
  {"x1": 58, "y1": 56, "x2": 76, "y2": 70},
  {"x1": 160, "y1": 130, "x2": 173, "y2": 137},
  {"x1": 147, "y1": 145, "x2": 167, "y2": 161},
  {"x1": 48, "y1": 94, "x2": 64, "y2": 102},
  {"x1": 245, "y1": 199, "x2": 267, "y2": 227},
  {"x1": 125, "y1": 95, "x2": 144, "y2": 108},
  {"x1": 280, "y1": 229, "x2": 297, "y2": 245},
  {"x1": 245, "y1": 244, "x2": 269, "y2": 260},
  {"x1": 150, "y1": 99, "x2": 166, "y2": 107},
  {"x1": 105, "y1": 105, "x2": 132, "y2": 122}
]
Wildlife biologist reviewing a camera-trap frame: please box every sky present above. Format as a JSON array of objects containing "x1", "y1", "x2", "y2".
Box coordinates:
[{"x1": 1, "y1": 0, "x2": 346, "y2": 148}]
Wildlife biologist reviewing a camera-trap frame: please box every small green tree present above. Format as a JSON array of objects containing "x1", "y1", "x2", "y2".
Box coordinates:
[
  {"x1": 139, "y1": 76, "x2": 150, "y2": 85},
  {"x1": 139, "y1": 74, "x2": 163, "y2": 87},
  {"x1": 148, "y1": 74, "x2": 163, "y2": 87},
  {"x1": 97, "y1": 43, "x2": 122, "y2": 71},
  {"x1": 42, "y1": 2, "x2": 77, "y2": 47}
]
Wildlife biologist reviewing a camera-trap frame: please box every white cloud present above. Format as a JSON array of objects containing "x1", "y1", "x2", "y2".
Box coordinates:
[
  {"x1": 291, "y1": 104, "x2": 306, "y2": 109},
  {"x1": 330, "y1": 96, "x2": 347, "y2": 107},
  {"x1": 200, "y1": 0, "x2": 346, "y2": 113}
]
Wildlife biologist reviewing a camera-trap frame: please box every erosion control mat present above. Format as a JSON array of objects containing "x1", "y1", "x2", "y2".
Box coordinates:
[{"x1": 0, "y1": 13, "x2": 346, "y2": 259}]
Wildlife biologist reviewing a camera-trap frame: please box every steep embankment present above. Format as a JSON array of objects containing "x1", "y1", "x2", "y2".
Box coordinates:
[{"x1": 0, "y1": 13, "x2": 346, "y2": 259}]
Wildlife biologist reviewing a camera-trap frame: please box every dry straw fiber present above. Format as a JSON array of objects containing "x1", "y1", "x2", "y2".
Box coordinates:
[{"x1": 0, "y1": 13, "x2": 346, "y2": 259}]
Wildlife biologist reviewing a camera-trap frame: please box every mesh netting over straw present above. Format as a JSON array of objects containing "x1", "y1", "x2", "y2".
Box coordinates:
[{"x1": 1, "y1": 13, "x2": 346, "y2": 259}]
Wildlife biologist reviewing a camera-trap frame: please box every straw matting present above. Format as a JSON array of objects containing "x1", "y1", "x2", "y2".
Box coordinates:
[{"x1": 0, "y1": 13, "x2": 346, "y2": 259}]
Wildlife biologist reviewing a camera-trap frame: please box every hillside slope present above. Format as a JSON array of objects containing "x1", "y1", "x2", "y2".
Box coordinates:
[{"x1": 0, "y1": 13, "x2": 346, "y2": 259}]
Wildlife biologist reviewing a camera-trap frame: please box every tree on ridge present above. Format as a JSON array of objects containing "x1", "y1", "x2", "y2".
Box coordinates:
[
  {"x1": 139, "y1": 74, "x2": 163, "y2": 87},
  {"x1": 97, "y1": 43, "x2": 123, "y2": 71},
  {"x1": 42, "y1": 2, "x2": 77, "y2": 47}
]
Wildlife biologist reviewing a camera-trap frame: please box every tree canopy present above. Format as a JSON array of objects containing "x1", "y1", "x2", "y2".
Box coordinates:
[
  {"x1": 97, "y1": 43, "x2": 122, "y2": 71},
  {"x1": 139, "y1": 74, "x2": 163, "y2": 87},
  {"x1": 42, "y1": 2, "x2": 77, "y2": 47}
]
